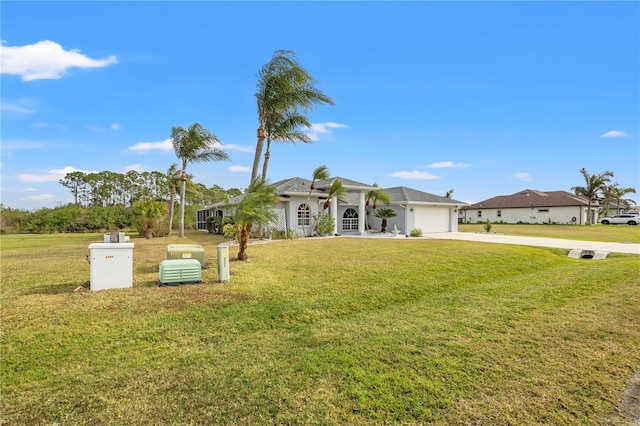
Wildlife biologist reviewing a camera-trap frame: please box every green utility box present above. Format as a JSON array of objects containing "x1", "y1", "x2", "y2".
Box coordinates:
[
  {"x1": 166, "y1": 244, "x2": 205, "y2": 268},
  {"x1": 159, "y1": 259, "x2": 202, "y2": 286}
]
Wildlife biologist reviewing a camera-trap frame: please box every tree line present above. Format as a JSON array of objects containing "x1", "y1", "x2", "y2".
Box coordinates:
[{"x1": 0, "y1": 168, "x2": 241, "y2": 234}]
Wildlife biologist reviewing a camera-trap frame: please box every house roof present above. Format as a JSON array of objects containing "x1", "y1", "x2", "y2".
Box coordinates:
[
  {"x1": 315, "y1": 177, "x2": 377, "y2": 191},
  {"x1": 461, "y1": 189, "x2": 590, "y2": 210},
  {"x1": 383, "y1": 186, "x2": 466, "y2": 206}
]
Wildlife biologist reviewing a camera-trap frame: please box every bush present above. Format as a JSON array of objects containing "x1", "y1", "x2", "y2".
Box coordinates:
[
  {"x1": 312, "y1": 212, "x2": 335, "y2": 236},
  {"x1": 410, "y1": 227, "x2": 423, "y2": 237},
  {"x1": 484, "y1": 220, "x2": 493, "y2": 233},
  {"x1": 271, "y1": 228, "x2": 300, "y2": 240},
  {"x1": 223, "y1": 223, "x2": 237, "y2": 240}
]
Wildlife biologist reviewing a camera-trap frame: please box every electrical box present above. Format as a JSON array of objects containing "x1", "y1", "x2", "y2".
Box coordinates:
[
  {"x1": 166, "y1": 244, "x2": 205, "y2": 268},
  {"x1": 88, "y1": 243, "x2": 134, "y2": 291},
  {"x1": 217, "y1": 244, "x2": 229, "y2": 282},
  {"x1": 159, "y1": 259, "x2": 202, "y2": 286}
]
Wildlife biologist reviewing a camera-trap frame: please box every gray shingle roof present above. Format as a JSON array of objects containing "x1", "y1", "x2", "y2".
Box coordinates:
[
  {"x1": 461, "y1": 189, "x2": 589, "y2": 209},
  {"x1": 383, "y1": 186, "x2": 465, "y2": 205}
]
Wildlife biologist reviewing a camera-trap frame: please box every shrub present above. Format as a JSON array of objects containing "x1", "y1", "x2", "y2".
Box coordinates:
[
  {"x1": 312, "y1": 212, "x2": 335, "y2": 236},
  {"x1": 484, "y1": 220, "x2": 493, "y2": 233},
  {"x1": 223, "y1": 223, "x2": 237, "y2": 240},
  {"x1": 410, "y1": 227, "x2": 423, "y2": 237},
  {"x1": 271, "y1": 228, "x2": 300, "y2": 240}
]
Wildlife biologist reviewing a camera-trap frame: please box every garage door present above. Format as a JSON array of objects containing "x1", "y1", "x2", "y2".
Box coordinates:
[{"x1": 414, "y1": 207, "x2": 450, "y2": 233}]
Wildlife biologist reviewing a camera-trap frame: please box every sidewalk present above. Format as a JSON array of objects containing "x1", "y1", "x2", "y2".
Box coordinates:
[{"x1": 422, "y1": 232, "x2": 640, "y2": 255}]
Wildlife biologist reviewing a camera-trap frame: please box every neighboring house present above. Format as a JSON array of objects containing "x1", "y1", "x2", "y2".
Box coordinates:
[
  {"x1": 460, "y1": 189, "x2": 595, "y2": 225},
  {"x1": 197, "y1": 177, "x2": 466, "y2": 235}
]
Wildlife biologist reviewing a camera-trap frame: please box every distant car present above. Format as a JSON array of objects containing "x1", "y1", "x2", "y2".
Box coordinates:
[{"x1": 599, "y1": 214, "x2": 639, "y2": 225}]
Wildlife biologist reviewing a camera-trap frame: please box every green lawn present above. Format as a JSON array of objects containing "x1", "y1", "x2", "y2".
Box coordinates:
[
  {"x1": 459, "y1": 223, "x2": 640, "y2": 243},
  {"x1": 1, "y1": 231, "x2": 639, "y2": 424}
]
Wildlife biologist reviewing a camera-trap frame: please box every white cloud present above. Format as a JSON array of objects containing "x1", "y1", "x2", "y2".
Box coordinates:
[
  {"x1": 125, "y1": 164, "x2": 147, "y2": 172},
  {"x1": 390, "y1": 170, "x2": 441, "y2": 180},
  {"x1": 127, "y1": 138, "x2": 173, "y2": 153},
  {"x1": 514, "y1": 172, "x2": 533, "y2": 181},
  {"x1": 224, "y1": 144, "x2": 254, "y2": 153},
  {"x1": 601, "y1": 130, "x2": 629, "y2": 138},
  {"x1": 19, "y1": 166, "x2": 91, "y2": 182},
  {"x1": 228, "y1": 165, "x2": 251, "y2": 173},
  {"x1": 1, "y1": 102, "x2": 35, "y2": 114},
  {"x1": 110, "y1": 123, "x2": 121, "y2": 130},
  {"x1": 425, "y1": 161, "x2": 471, "y2": 169},
  {"x1": 1, "y1": 40, "x2": 117, "y2": 81},
  {"x1": 22, "y1": 194, "x2": 57, "y2": 202},
  {"x1": 304, "y1": 122, "x2": 348, "y2": 141}
]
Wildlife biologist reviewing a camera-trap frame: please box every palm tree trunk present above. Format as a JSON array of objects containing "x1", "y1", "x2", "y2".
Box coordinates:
[
  {"x1": 238, "y1": 224, "x2": 250, "y2": 260},
  {"x1": 179, "y1": 171, "x2": 187, "y2": 237},
  {"x1": 168, "y1": 187, "x2": 175, "y2": 233},
  {"x1": 261, "y1": 139, "x2": 272, "y2": 181},
  {"x1": 250, "y1": 125, "x2": 267, "y2": 183}
]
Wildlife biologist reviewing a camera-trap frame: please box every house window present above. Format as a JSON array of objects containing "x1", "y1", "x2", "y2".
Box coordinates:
[
  {"x1": 477, "y1": 210, "x2": 482, "y2": 218},
  {"x1": 297, "y1": 204, "x2": 310, "y2": 226},
  {"x1": 343, "y1": 208, "x2": 359, "y2": 230},
  {"x1": 497, "y1": 210, "x2": 502, "y2": 218}
]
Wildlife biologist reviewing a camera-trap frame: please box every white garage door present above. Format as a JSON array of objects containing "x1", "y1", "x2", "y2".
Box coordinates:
[{"x1": 414, "y1": 207, "x2": 450, "y2": 233}]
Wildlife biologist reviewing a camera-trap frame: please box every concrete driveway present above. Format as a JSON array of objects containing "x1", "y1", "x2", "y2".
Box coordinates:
[{"x1": 422, "y1": 232, "x2": 640, "y2": 255}]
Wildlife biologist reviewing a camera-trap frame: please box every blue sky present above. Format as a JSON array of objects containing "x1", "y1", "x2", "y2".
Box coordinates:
[{"x1": 2, "y1": 1, "x2": 638, "y2": 210}]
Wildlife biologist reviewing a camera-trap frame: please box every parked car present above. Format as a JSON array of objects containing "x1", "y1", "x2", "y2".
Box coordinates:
[{"x1": 599, "y1": 214, "x2": 639, "y2": 225}]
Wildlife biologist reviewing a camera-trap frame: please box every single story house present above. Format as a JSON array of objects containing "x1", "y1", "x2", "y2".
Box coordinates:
[
  {"x1": 459, "y1": 189, "x2": 595, "y2": 225},
  {"x1": 197, "y1": 177, "x2": 467, "y2": 236}
]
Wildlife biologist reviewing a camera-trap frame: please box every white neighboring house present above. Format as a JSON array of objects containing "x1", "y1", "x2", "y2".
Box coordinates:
[
  {"x1": 460, "y1": 189, "x2": 595, "y2": 225},
  {"x1": 197, "y1": 177, "x2": 466, "y2": 235}
]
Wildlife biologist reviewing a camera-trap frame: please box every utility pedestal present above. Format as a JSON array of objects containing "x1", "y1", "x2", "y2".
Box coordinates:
[{"x1": 88, "y1": 243, "x2": 134, "y2": 291}]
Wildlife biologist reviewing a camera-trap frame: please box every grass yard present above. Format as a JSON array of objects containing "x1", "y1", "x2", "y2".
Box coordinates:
[
  {"x1": 1, "y1": 231, "x2": 639, "y2": 424},
  {"x1": 459, "y1": 223, "x2": 640, "y2": 244}
]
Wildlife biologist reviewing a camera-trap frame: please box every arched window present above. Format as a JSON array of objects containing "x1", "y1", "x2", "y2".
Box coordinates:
[
  {"x1": 342, "y1": 208, "x2": 359, "y2": 230},
  {"x1": 297, "y1": 204, "x2": 310, "y2": 226}
]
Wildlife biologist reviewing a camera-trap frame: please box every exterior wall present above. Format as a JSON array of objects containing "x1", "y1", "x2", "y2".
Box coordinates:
[
  {"x1": 368, "y1": 205, "x2": 458, "y2": 234},
  {"x1": 285, "y1": 196, "x2": 321, "y2": 236},
  {"x1": 461, "y1": 206, "x2": 587, "y2": 225}
]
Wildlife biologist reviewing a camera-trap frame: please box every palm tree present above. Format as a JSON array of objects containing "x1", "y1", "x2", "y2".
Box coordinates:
[
  {"x1": 445, "y1": 189, "x2": 454, "y2": 199},
  {"x1": 571, "y1": 168, "x2": 614, "y2": 225},
  {"x1": 166, "y1": 163, "x2": 182, "y2": 233},
  {"x1": 227, "y1": 178, "x2": 279, "y2": 260},
  {"x1": 365, "y1": 183, "x2": 391, "y2": 230},
  {"x1": 171, "y1": 123, "x2": 230, "y2": 237},
  {"x1": 603, "y1": 183, "x2": 637, "y2": 214},
  {"x1": 374, "y1": 207, "x2": 397, "y2": 233},
  {"x1": 250, "y1": 50, "x2": 335, "y2": 184},
  {"x1": 133, "y1": 200, "x2": 167, "y2": 239},
  {"x1": 261, "y1": 109, "x2": 311, "y2": 181},
  {"x1": 302, "y1": 165, "x2": 330, "y2": 237}
]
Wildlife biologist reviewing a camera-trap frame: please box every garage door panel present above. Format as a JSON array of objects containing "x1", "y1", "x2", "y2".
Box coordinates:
[{"x1": 414, "y1": 208, "x2": 450, "y2": 233}]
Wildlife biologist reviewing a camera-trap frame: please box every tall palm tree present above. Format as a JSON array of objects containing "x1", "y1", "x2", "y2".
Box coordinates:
[
  {"x1": 166, "y1": 163, "x2": 182, "y2": 233},
  {"x1": 171, "y1": 123, "x2": 230, "y2": 237},
  {"x1": 603, "y1": 183, "x2": 637, "y2": 214},
  {"x1": 227, "y1": 178, "x2": 279, "y2": 260},
  {"x1": 261, "y1": 109, "x2": 311, "y2": 181},
  {"x1": 251, "y1": 50, "x2": 335, "y2": 184},
  {"x1": 571, "y1": 168, "x2": 614, "y2": 225}
]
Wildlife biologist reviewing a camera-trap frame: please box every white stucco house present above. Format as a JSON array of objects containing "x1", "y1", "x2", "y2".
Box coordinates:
[
  {"x1": 197, "y1": 177, "x2": 467, "y2": 236},
  {"x1": 459, "y1": 189, "x2": 595, "y2": 225}
]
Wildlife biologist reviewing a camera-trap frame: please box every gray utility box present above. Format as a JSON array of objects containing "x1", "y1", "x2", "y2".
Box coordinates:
[
  {"x1": 159, "y1": 259, "x2": 202, "y2": 286},
  {"x1": 88, "y1": 243, "x2": 134, "y2": 291}
]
